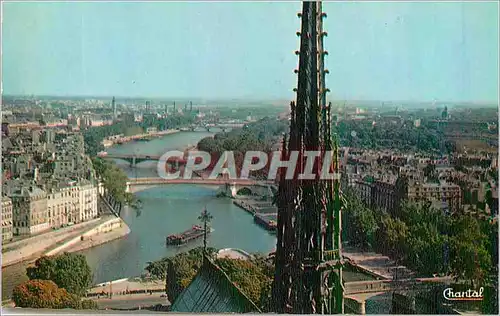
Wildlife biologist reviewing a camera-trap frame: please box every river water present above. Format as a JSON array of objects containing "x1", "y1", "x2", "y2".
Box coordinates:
[
  {"x1": 2, "y1": 130, "x2": 277, "y2": 298},
  {"x1": 1, "y1": 131, "x2": 435, "y2": 313}
]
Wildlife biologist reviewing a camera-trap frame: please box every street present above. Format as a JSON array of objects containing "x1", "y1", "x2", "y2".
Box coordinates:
[{"x1": 91, "y1": 293, "x2": 170, "y2": 310}]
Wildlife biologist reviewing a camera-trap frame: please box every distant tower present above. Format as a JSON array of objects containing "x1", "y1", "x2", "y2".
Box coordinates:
[
  {"x1": 173, "y1": 101, "x2": 176, "y2": 112},
  {"x1": 441, "y1": 106, "x2": 448, "y2": 120},
  {"x1": 112, "y1": 97, "x2": 117, "y2": 121},
  {"x1": 165, "y1": 104, "x2": 168, "y2": 114},
  {"x1": 190, "y1": 101, "x2": 193, "y2": 112},
  {"x1": 146, "y1": 101, "x2": 151, "y2": 113}
]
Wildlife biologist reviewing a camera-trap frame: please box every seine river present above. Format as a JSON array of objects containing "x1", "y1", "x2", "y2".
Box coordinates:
[
  {"x1": 2, "y1": 130, "x2": 277, "y2": 298},
  {"x1": 2, "y1": 130, "x2": 398, "y2": 313}
]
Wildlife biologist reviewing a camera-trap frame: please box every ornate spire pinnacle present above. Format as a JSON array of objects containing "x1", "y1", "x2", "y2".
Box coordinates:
[{"x1": 272, "y1": 2, "x2": 343, "y2": 314}]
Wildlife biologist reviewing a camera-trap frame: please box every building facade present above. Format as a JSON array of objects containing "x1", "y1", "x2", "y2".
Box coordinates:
[
  {"x1": 47, "y1": 186, "x2": 75, "y2": 228},
  {"x1": 407, "y1": 181, "x2": 461, "y2": 212},
  {"x1": 78, "y1": 180, "x2": 98, "y2": 222},
  {"x1": 11, "y1": 187, "x2": 49, "y2": 236},
  {"x1": 2, "y1": 197, "x2": 13, "y2": 242}
]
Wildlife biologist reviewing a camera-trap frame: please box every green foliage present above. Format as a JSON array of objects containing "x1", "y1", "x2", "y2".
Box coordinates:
[
  {"x1": 405, "y1": 222, "x2": 448, "y2": 275},
  {"x1": 449, "y1": 215, "x2": 491, "y2": 286},
  {"x1": 333, "y1": 119, "x2": 451, "y2": 153},
  {"x1": 423, "y1": 164, "x2": 436, "y2": 177},
  {"x1": 342, "y1": 192, "x2": 495, "y2": 283},
  {"x1": 82, "y1": 115, "x2": 195, "y2": 157},
  {"x1": 197, "y1": 117, "x2": 287, "y2": 178},
  {"x1": 154, "y1": 247, "x2": 274, "y2": 310},
  {"x1": 140, "y1": 114, "x2": 195, "y2": 132},
  {"x1": 197, "y1": 117, "x2": 287, "y2": 154},
  {"x1": 164, "y1": 247, "x2": 217, "y2": 302},
  {"x1": 342, "y1": 189, "x2": 378, "y2": 248},
  {"x1": 80, "y1": 299, "x2": 99, "y2": 310},
  {"x1": 214, "y1": 258, "x2": 271, "y2": 305},
  {"x1": 12, "y1": 279, "x2": 98, "y2": 310},
  {"x1": 91, "y1": 157, "x2": 129, "y2": 203},
  {"x1": 12, "y1": 279, "x2": 82, "y2": 309},
  {"x1": 376, "y1": 213, "x2": 409, "y2": 260},
  {"x1": 145, "y1": 259, "x2": 169, "y2": 280},
  {"x1": 26, "y1": 253, "x2": 93, "y2": 296}
]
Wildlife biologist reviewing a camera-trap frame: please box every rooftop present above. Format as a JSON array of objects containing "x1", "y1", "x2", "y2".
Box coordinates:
[{"x1": 171, "y1": 256, "x2": 261, "y2": 313}]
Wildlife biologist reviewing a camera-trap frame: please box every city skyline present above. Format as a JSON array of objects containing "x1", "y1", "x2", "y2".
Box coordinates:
[{"x1": 2, "y1": 1, "x2": 499, "y2": 103}]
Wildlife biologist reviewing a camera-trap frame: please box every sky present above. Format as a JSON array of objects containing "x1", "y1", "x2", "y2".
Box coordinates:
[{"x1": 2, "y1": 1, "x2": 498, "y2": 103}]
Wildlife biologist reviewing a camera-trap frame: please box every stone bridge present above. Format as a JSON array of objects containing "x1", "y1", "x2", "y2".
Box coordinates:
[
  {"x1": 126, "y1": 177, "x2": 277, "y2": 196},
  {"x1": 102, "y1": 154, "x2": 163, "y2": 166},
  {"x1": 343, "y1": 277, "x2": 453, "y2": 314},
  {"x1": 100, "y1": 153, "x2": 192, "y2": 167},
  {"x1": 179, "y1": 123, "x2": 245, "y2": 132}
]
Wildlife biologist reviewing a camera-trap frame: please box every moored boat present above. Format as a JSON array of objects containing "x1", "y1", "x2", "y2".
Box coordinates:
[{"x1": 166, "y1": 225, "x2": 213, "y2": 246}]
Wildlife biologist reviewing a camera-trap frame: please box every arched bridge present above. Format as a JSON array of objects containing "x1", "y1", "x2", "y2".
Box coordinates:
[
  {"x1": 100, "y1": 154, "x2": 187, "y2": 167},
  {"x1": 344, "y1": 276, "x2": 452, "y2": 296},
  {"x1": 344, "y1": 276, "x2": 453, "y2": 314},
  {"x1": 179, "y1": 123, "x2": 245, "y2": 132},
  {"x1": 126, "y1": 177, "x2": 276, "y2": 194}
]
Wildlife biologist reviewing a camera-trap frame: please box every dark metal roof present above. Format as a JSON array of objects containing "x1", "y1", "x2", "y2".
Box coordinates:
[{"x1": 171, "y1": 257, "x2": 261, "y2": 313}]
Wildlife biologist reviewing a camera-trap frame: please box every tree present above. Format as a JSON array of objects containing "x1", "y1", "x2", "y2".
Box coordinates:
[
  {"x1": 80, "y1": 299, "x2": 99, "y2": 310},
  {"x1": 91, "y1": 157, "x2": 129, "y2": 203},
  {"x1": 13, "y1": 279, "x2": 78, "y2": 309},
  {"x1": 405, "y1": 222, "x2": 448, "y2": 275},
  {"x1": 215, "y1": 258, "x2": 271, "y2": 305},
  {"x1": 26, "y1": 253, "x2": 93, "y2": 296},
  {"x1": 12, "y1": 279, "x2": 98, "y2": 310},
  {"x1": 375, "y1": 213, "x2": 408, "y2": 260},
  {"x1": 165, "y1": 247, "x2": 217, "y2": 302},
  {"x1": 145, "y1": 258, "x2": 169, "y2": 280},
  {"x1": 342, "y1": 189, "x2": 378, "y2": 248},
  {"x1": 423, "y1": 163, "x2": 438, "y2": 181},
  {"x1": 449, "y1": 216, "x2": 491, "y2": 287}
]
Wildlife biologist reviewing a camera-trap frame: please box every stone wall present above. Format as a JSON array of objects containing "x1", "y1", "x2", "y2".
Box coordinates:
[{"x1": 45, "y1": 217, "x2": 125, "y2": 256}]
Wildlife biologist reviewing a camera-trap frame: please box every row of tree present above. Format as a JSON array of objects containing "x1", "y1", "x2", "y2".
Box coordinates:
[
  {"x1": 91, "y1": 157, "x2": 134, "y2": 205},
  {"x1": 342, "y1": 188, "x2": 497, "y2": 287},
  {"x1": 139, "y1": 113, "x2": 195, "y2": 133},
  {"x1": 12, "y1": 253, "x2": 97, "y2": 309},
  {"x1": 197, "y1": 117, "x2": 288, "y2": 178},
  {"x1": 197, "y1": 117, "x2": 288, "y2": 154},
  {"x1": 334, "y1": 120, "x2": 456, "y2": 153},
  {"x1": 82, "y1": 114, "x2": 196, "y2": 157}
]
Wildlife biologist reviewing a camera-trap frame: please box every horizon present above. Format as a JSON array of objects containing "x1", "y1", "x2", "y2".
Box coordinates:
[
  {"x1": 2, "y1": 94, "x2": 498, "y2": 106},
  {"x1": 2, "y1": 1, "x2": 499, "y2": 103}
]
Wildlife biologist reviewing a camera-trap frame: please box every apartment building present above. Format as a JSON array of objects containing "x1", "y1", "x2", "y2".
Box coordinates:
[
  {"x1": 78, "y1": 179, "x2": 98, "y2": 222},
  {"x1": 407, "y1": 181, "x2": 461, "y2": 212},
  {"x1": 47, "y1": 185, "x2": 77, "y2": 228},
  {"x1": 11, "y1": 186, "x2": 49, "y2": 236},
  {"x1": 2, "y1": 197, "x2": 13, "y2": 242}
]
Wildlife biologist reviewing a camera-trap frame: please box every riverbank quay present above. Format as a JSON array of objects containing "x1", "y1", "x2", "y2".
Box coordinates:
[
  {"x1": 233, "y1": 198, "x2": 277, "y2": 231},
  {"x1": 2, "y1": 217, "x2": 101, "y2": 267},
  {"x1": 103, "y1": 129, "x2": 180, "y2": 146},
  {"x1": 45, "y1": 217, "x2": 130, "y2": 256},
  {"x1": 86, "y1": 278, "x2": 165, "y2": 298},
  {"x1": 342, "y1": 246, "x2": 417, "y2": 280},
  {"x1": 92, "y1": 293, "x2": 169, "y2": 311},
  {"x1": 1, "y1": 214, "x2": 130, "y2": 268},
  {"x1": 233, "y1": 199, "x2": 257, "y2": 215}
]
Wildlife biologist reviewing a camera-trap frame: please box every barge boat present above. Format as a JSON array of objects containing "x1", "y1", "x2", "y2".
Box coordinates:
[{"x1": 166, "y1": 225, "x2": 213, "y2": 246}]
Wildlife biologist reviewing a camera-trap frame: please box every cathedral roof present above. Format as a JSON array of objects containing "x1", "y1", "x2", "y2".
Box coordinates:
[{"x1": 170, "y1": 256, "x2": 261, "y2": 313}]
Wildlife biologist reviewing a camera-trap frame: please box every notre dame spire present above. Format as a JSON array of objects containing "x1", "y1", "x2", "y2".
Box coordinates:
[{"x1": 271, "y1": 1, "x2": 344, "y2": 314}]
